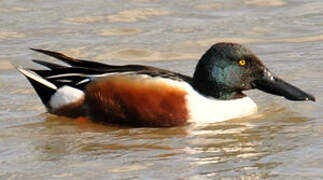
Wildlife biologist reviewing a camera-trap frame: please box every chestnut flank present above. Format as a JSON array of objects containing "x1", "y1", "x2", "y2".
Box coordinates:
[{"x1": 84, "y1": 76, "x2": 189, "y2": 127}]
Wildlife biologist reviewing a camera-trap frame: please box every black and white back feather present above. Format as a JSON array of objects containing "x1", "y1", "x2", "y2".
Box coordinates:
[{"x1": 17, "y1": 48, "x2": 192, "y2": 110}]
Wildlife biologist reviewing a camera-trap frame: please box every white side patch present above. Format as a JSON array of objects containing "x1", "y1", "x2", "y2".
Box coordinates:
[
  {"x1": 49, "y1": 86, "x2": 84, "y2": 109},
  {"x1": 17, "y1": 67, "x2": 57, "y2": 90}
]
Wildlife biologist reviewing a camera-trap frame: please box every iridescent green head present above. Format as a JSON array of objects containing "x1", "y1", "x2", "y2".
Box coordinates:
[{"x1": 193, "y1": 42, "x2": 315, "y2": 101}]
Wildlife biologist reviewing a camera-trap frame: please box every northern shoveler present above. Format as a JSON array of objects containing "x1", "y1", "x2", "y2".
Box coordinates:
[{"x1": 17, "y1": 42, "x2": 315, "y2": 127}]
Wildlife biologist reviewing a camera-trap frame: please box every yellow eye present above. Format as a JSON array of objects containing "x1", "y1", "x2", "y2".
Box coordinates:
[{"x1": 239, "y1": 59, "x2": 246, "y2": 66}]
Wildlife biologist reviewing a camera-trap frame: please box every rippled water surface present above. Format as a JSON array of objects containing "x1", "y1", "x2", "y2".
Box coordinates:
[{"x1": 1, "y1": 0, "x2": 323, "y2": 179}]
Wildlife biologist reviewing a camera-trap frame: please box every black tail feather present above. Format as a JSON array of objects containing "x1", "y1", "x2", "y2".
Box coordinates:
[
  {"x1": 29, "y1": 48, "x2": 161, "y2": 72},
  {"x1": 30, "y1": 48, "x2": 76, "y2": 64},
  {"x1": 17, "y1": 68, "x2": 56, "y2": 109},
  {"x1": 30, "y1": 48, "x2": 114, "y2": 69},
  {"x1": 25, "y1": 76, "x2": 56, "y2": 108},
  {"x1": 32, "y1": 59, "x2": 66, "y2": 69}
]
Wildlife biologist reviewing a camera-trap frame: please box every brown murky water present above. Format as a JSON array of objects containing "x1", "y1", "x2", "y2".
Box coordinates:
[{"x1": 1, "y1": 0, "x2": 322, "y2": 179}]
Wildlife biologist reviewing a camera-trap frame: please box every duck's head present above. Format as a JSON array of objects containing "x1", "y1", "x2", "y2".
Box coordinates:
[{"x1": 193, "y1": 42, "x2": 315, "y2": 101}]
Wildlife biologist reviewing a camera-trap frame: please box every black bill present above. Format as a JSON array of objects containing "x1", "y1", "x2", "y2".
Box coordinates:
[{"x1": 252, "y1": 70, "x2": 315, "y2": 101}]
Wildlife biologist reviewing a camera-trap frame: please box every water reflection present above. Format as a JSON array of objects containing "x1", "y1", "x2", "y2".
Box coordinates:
[
  {"x1": 97, "y1": 28, "x2": 143, "y2": 36},
  {"x1": 63, "y1": 8, "x2": 170, "y2": 24},
  {"x1": 0, "y1": 97, "x2": 316, "y2": 179},
  {"x1": 245, "y1": 0, "x2": 287, "y2": 7},
  {"x1": 0, "y1": 31, "x2": 25, "y2": 41},
  {"x1": 107, "y1": 8, "x2": 170, "y2": 23}
]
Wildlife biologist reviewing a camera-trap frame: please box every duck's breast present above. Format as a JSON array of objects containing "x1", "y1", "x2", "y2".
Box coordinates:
[{"x1": 185, "y1": 90, "x2": 258, "y2": 123}]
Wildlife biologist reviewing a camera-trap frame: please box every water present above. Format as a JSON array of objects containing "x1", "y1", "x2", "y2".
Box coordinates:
[{"x1": 0, "y1": 0, "x2": 323, "y2": 179}]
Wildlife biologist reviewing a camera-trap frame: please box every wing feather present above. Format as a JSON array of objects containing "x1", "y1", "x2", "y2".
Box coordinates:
[{"x1": 28, "y1": 48, "x2": 193, "y2": 89}]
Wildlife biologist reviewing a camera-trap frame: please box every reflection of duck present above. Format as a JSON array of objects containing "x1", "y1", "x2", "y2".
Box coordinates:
[{"x1": 17, "y1": 42, "x2": 315, "y2": 127}]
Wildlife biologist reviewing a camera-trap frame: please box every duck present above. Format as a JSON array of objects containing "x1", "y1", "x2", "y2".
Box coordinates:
[{"x1": 17, "y1": 42, "x2": 315, "y2": 127}]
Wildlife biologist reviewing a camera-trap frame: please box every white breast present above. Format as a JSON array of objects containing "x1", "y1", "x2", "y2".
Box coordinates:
[{"x1": 185, "y1": 91, "x2": 257, "y2": 123}]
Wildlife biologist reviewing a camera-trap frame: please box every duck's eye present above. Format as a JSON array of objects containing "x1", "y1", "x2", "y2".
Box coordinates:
[{"x1": 238, "y1": 59, "x2": 246, "y2": 66}]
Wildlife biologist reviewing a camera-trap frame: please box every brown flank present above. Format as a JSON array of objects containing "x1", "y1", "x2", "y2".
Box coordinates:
[{"x1": 84, "y1": 76, "x2": 189, "y2": 127}]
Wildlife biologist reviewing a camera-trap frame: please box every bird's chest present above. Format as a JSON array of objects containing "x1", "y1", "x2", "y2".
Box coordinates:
[{"x1": 185, "y1": 93, "x2": 258, "y2": 123}]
